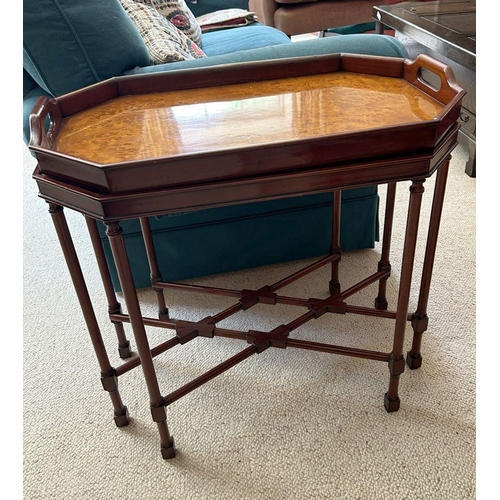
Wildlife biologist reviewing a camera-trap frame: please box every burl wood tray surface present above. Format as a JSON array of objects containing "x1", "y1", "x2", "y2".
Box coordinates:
[{"x1": 30, "y1": 53, "x2": 464, "y2": 198}]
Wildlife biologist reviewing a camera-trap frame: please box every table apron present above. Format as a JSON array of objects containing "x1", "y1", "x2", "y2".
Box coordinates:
[{"x1": 34, "y1": 127, "x2": 459, "y2": 222}]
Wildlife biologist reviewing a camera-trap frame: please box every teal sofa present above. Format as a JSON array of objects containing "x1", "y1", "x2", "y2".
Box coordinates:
[{"x1": 23, "y1": 0, "x2": 408, "y2": 290}]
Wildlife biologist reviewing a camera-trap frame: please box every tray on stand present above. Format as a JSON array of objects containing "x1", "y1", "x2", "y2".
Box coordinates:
[{"x1": 30, "y1": 53, "x2": 465, "y2": 459}]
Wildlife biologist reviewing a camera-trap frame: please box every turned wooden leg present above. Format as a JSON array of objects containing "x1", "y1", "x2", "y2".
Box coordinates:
[
  {"x1": 329, "y1": 190, "x2": 342, "y2": 295},
  {"x1": 49, "y1": 204, "x2": 129, "y2": 426},
  {"x1": 407, "y1": 157, "x2": 451, "y2": 369},
  {"x1": 139, "y1": 217, "x2": 169, "y2": 320},
  {"x1": 105, "y1": 221, "x2": 175, "y2": 458},
  {"x1": 85, "y1": 216, "x2": 132, "y2": 359},
  {"x1": 375, "y1": 182, "x2": 397, "y2": 310},
  {"x1": 385, "y1": 180, "x2": 425, "y2": 412}
]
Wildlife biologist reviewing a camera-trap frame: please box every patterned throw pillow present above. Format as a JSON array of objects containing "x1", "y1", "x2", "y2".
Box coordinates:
[
  {"x1": 120, "y1": 0, "x2": 206, "y2": 64},
  {"x1": 134, "y1": 0, "x2": 202, "y2": 47}
]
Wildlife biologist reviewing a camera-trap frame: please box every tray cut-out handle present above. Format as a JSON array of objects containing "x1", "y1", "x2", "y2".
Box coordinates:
[
  {"x1": 404, "y1": 54, "x2": 463, "y2": 104},
  {"x1": 29, "y1": 96, "x2": 62, "y2": 149}
]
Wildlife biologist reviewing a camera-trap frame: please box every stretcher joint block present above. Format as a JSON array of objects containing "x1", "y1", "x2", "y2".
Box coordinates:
[
  {"x1": 307, "y1": 296, "x2": 347, "y2": 318},
  {"x1": 411, "y1": 313, "x2": 429, "y2": 333},
  {"x1": 101, "y1": 369, "x2": 119, "y2": 392},
  {"x1": 151, "y1": 401, "x2": 167, "y2": 422},
  {"x1": 388, "y1": 354, "x2": 406, "y2": 376},
  {"x1": 175, "y1": 316, "x2": 215, "y2": 344},
  {"x1": 240, "y1": 286, "x2": 277, "y2": 310}
]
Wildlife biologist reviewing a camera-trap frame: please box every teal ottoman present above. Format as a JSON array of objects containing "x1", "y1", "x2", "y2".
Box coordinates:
[{"x1": 97, "y1": 188, "x2": 379, "y2": 290}]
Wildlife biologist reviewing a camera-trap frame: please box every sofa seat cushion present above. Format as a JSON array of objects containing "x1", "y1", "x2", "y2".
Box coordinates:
[
  {"x1": 120, "y1": 0, "x2": 206, "y2": 64},
  {"x1": 191, "y1": 22, "x2": 291, "y2": 57},
  {"x1": 23, "y1": 0, "x2": 150, "y2": 97},
  {"x1": 126, "y1": 32, "x2": 406, "y2": 75}
]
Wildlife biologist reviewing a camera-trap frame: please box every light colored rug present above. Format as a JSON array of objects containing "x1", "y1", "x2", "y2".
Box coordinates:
[{"x1": 23, "y1": 142, "x2": 475, "y2": 499}]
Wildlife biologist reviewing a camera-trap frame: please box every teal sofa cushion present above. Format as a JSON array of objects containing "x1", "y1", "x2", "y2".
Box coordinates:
[
  {"x1": 200, "y1": 22, "x2": 291, "y2": 56},
  {"x1": 23, "y1": 0, "x2": 150, "y2": 96},
  {"x1": 127, "y1": 32, "x2": 407, "y2": 74}
]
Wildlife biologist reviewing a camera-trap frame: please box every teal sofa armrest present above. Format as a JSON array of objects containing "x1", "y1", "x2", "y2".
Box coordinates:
[{"x1": 23, "y1": 69, "x2": 52, "y2": 145}]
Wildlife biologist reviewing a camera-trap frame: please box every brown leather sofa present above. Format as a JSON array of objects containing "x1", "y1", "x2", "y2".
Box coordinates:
[{"x1": 249, "y1": 0, "x2": 399, "y2": 37}]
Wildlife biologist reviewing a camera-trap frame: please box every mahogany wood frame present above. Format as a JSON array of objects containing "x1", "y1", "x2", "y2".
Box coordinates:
[{"x1": 30, "y1": 53, "x2": 465, "y2": 459}]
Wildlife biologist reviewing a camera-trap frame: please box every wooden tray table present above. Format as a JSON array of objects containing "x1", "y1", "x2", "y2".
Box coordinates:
[{"x1": 30, "y1": 53, "x2": 465, "y2": 459}]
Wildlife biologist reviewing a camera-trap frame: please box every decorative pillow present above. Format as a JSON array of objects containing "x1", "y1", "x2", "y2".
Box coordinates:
[
  {"x1": 120, "y1": 0, "x2": 206, "y2": 64},
  {"x1": 134, "y1": 0, "x2": 203, "y2": 47},
  {"x1": 23, "y1": 0, "x2": 150, "y2": 97},
  {"x1": 196, "y1": 9, "x2": 258, "y2": 33}
]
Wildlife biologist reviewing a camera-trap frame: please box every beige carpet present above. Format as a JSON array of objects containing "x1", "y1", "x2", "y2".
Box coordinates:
[{"x1": 23, "y1": 142, "x2": 475, "y2": 499}]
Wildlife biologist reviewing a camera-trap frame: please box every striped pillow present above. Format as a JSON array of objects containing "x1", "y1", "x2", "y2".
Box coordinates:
[
  {"x1": 134, "y1": 0, "x2": 202, "y2": 47},
  {"x1": 120, "y1": 0, "x2": 206, "y2": 64}
]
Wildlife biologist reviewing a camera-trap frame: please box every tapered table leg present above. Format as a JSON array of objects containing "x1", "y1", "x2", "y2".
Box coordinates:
[
  {"x1": 105, "y1": 222, "x2": 175, "y2": 458},
  {"x1": 139, "y1": 217, "x2": 169, "y2": 320},
  {"x1": 407, "y1": 157, "x2": 451, "y2": 369},
  {"x1": 375, "y1": 183, "x2": 397, "y2": 310},
  {"x1": 329, "y1": 190, "x2": 342, "y2": 295},
  {"x1": 85, "y1": 217, "x2": 132, "y2": 359},
  {"x1": 384, "y1": 180, "x2": 425, "y2": 412},
  {"x1": 48, "y1": 204, "x2": 129, "y2": 426}
]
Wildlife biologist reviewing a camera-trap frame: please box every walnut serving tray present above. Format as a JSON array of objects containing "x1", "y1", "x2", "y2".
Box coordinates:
[{"x1": 30, "y1": 53, "x2": 465, "y2": 200}]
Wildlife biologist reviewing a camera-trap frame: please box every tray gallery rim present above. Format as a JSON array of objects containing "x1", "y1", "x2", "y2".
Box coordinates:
[{"x1": 29, "y1": 53, "x2": 465, "y2": 196}]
